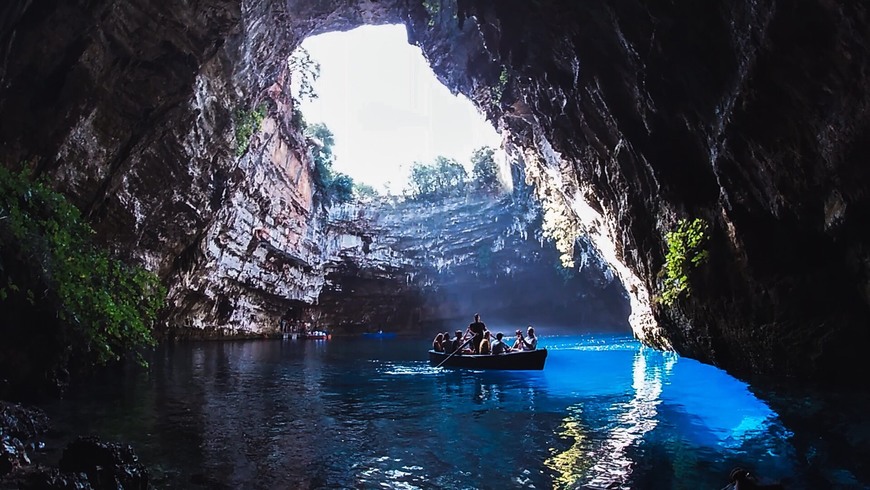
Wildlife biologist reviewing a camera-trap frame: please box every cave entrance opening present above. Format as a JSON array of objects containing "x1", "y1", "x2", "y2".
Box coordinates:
[
  {"x1": 274, "y1": 25, "x2": 632, "y2": 334},
  {"x1": 292, "y1": 24, "x2": 503, "y2": 197}
]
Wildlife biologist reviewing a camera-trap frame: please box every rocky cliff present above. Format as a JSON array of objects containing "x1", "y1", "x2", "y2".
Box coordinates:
[
  {"x1": 314, "y1": 193, "x2": 629, "y2": 335},
  {"x1": 1, "y1": 0, "x2": 868, "y2": 385}
]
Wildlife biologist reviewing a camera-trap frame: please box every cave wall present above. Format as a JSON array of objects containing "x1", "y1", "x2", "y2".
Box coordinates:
[
  {"x1": 402, "y1": 1, "x2": 870, "y2": 383},
  {"x1": 442, "y1": 1, "x2": 870, "y2": 383},
  {"x1": 1, "y1": 0, "x2": 868, "y2": 383},
  {"x1": 314, "y1": 194, "x2": 629, "y2": 335}
]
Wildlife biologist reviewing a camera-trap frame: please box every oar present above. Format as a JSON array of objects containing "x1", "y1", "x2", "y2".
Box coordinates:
[{"x1": 435, "y1": 337, "x2": 474, "y2": 368}]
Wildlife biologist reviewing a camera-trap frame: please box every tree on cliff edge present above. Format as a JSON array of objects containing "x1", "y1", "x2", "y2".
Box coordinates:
[
  {"x1": 471, "y1": 146, "x2": 500, "y2": 192},
  {"x1": 305, "y1": 123, "x2": 355, "y2": 206}
]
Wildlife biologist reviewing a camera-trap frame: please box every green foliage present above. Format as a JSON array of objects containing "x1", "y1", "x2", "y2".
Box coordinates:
[
  {"x1": 659, "y1": 218, "x2": 709, "y2": 306},
  {"x1": 304, "y1": 123, "x2": 356, "y2": 205},
  {"x1": 328, "y1": 173, "x2": 354, "y2": 204},
  {"x1": 405, "y1": 156, "x2": 467, "y2": 199},
  {"x1": 235, "y1": 104, "x2": 267, "y2": 156},
  {"x1": 353, "y1": 182, "x2": 379, "y2": 200},
  {"x1": 287, "y1": 46, "x2": 320, "y2": 132},
  {"x1": 491, "y1": 66, "x2": 509, "y2": 103},
  {"x1": 291, "y1": 103, "x2": 307, "y2": 130},
  {"x1": 306, "y1": 123, "x2": 335, "y2": 166},
  {"x1": 0, "y1": 167, "x2": 165, "y2": 366},
  {"x1": 288, "y1": 47, "x2": 321, "y2": 102},
  {"x1": 470, "y1": 146, "x2": 499, "y2": 191}
]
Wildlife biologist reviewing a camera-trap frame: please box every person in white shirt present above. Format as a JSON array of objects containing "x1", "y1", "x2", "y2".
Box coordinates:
[{"x1": 519, "y1": 325, "x2": 538, "y2": 350}]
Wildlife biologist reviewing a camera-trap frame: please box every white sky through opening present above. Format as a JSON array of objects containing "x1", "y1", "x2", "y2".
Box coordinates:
[{"x1": 296, "y1": 24, "x2": 502, "y2": 194}]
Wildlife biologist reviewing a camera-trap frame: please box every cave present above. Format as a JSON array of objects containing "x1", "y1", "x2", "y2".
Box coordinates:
[
  {"x1": 2, "y1": 0, "x2": 868, "y2": 383},
  {"x1": 1, "y1": 0, "x2": 870, "y2": 486}
]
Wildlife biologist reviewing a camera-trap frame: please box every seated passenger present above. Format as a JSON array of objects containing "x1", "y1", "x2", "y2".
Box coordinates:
[
  {"x1": 433, "y1": 333, "x2": 445, "y2": 352},
  {"x1": 522, "y1": 326, "x2": 538, "y2": 350},
  {"x1": 511, "y1": 329, "x2": 525, "y2": 351},
  {"x1": 491, "y1": 332, "x2": 510, "y2": 355},
  {"x1": 479, "y1": 331, "x2": 492, "y2": 355},
  {"x1": 451, "y1": 330, "x2": 467, "y2": 354},
  {"x1": 512, "y1": 326, "x2": 539, "y2": 351}
]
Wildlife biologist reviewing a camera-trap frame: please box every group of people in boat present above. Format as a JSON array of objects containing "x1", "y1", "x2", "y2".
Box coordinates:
[{"x1": 432, "y1": 314, "x2": 538, "y2": 355}]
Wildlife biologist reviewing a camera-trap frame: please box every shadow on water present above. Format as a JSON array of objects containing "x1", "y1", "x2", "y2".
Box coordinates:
[{"x1": 35, "y1": 333, "x2": 869, "y2": 489}]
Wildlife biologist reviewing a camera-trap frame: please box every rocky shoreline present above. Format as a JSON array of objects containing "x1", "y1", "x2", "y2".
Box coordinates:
[{"x1": 0, "y1": 401, "x2": 149, "y2": 490}]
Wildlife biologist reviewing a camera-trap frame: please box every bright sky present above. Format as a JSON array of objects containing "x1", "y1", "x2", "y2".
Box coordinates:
[{"x1": 297, "y1": 24, "x2": 501, "y2": 193}]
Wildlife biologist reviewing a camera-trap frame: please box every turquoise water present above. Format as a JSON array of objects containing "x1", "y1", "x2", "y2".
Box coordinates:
[{"x1": 40, "y1": 333, "x2": 866, "y2": 488}]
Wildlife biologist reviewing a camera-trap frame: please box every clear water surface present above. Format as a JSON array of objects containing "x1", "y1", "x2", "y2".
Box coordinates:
[{"x1": 39, "y1": 333, "x2": 867, "y2": 489}]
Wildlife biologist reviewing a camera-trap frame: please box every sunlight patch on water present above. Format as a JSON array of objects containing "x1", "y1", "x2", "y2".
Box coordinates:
[
  {"x1": 588, "y1": 349, "x2": 671, "y2": 488},
  {"x1": 542, "y1": 334, "x2": 642, "y2": 352},
  {"x1": 379, "y1": 361, "x2": 440, "y2": 376},
  {"x1": 355, "y1": 456, "x2": 429, "y2": 490}
]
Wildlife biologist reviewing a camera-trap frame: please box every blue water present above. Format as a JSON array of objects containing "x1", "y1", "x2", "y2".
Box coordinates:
[{"x1": 39, "y1": 333, "x2": 867, "y2": 489}]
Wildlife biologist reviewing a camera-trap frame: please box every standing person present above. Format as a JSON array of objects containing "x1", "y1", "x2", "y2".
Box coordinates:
[
  {"x1": 464, "y1": 313, "x2": 487, "y2": 353},
  {"x1": 491, "y1": 332, "x2": 511, "y2": 355}
]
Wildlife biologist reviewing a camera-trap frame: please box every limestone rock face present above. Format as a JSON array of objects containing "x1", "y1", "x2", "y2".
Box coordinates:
[
  {"x1": 1, "y1": 0, "x2": 868, "y2": 384},
  {"x1": 314, "y1": 193, "x2": 629, "y2": 334}
]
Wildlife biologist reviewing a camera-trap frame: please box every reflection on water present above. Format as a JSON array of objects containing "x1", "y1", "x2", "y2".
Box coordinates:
[
  {"x1": 545, "y1": 347, "x2": 677, "y2": 488},
  {"x1": 39, "y1": 334, "x2": 868, "y2": 489},
  {"x1": 545, "y1": 404, "x2": 591, "y2": 488}
]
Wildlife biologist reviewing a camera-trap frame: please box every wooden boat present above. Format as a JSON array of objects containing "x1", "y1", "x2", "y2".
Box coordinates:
[
  {"x1": 301, "y1": 330, "x2": 330, "y2": 340},
  {"x1": 428, "y1": 349, "x2": 548, "y2": 370}
]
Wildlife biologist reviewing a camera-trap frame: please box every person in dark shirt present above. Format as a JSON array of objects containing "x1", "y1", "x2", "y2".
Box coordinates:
[{"x1": 464, "y1": 313, "x2": 487, "y2": 353}]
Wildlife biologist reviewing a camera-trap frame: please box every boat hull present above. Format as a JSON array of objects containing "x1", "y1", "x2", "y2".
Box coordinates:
[{"x1": 428, "y1": 349, "x2": 547, "y2": 370}]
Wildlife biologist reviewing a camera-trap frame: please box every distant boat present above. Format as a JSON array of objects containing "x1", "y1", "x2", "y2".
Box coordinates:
[
  {"x1": 362, "y1": 331, "x2": 396, "y2": 339},
  {"x1": 301, "y1": 330, "x2": 330, "y2": 340},
  {"x1": 428, "y1": 349, "x2": 547, "y2": 370}
]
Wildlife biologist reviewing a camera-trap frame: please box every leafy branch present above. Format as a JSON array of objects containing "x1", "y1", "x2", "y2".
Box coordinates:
[
  {"x1": 659, "y1": 218, "x2": 709, "y2": 306},
  {"x1": 0, "y1": 167, "x2": 166, "y2": 367},
  {"x1": 235, "y1": 104, "x2": 267, "y2": 157}
]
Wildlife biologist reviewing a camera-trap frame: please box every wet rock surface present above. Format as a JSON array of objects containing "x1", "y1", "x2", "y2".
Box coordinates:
[
  {"x1": 1, "y1": 404, "x2": 149, "y2": 490},
  {"x1": 1, "y1": 1, "x2": 868, "y2": 384},
  {"x1": 0, "y1": 402, "x2": 48, "y2": 478}
]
